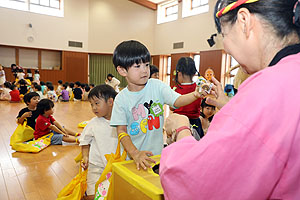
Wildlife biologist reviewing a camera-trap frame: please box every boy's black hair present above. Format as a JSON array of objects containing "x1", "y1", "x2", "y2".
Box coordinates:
[
  {"x1": 112, "y1": 40, "x2": 151, "y2": 70},
  {"x1": 150, "y1": 65, "x2": 159, "y2": 77},
  {"x1": 10, "y1": 84, "x2": 17, "y2": 90},
  {"x1": 89, "y1": 83, "x2": 94, "y2": 87},
  {"x1": 85, "y1": 86, "x2": 90, "y2": 92},
  {"x1": 46, "y1": 81, "x2": 53, "y2": 87},
  {"x1": 35, "y1": 85, "x2": 42, "y2": 91},
  {"x1": 37, "y1": 99, "x2": 54, "y2": 115},
  {"x1": 65, "y1": 82, "x2": 69, "y2": 86},
  {"x1": 58, "y1": 80, "x2": 63, "y2": 84},
  {"x1": 75, "y1": 81, "x2": 81, "y2": 87},
  {"x1": 4, "y1": 82, "x2": 11, "y2": 89},
  {"x1": 62, "y1": 84, "x2": 67, "y2": 89},
  {"x1": 40, "y1": 81, "x2": 45, "y2": 86},
  {"x1": 18, "y1": 79, "x2": 27, "y2": 85},
  {"x1": 23, "y1": 92, "x2": 40, "y2": 105},
  {"x1": 88, "y1": 84, "x2": 117, "y2": 101},
  {"x1": 69, "y1": 82, "x2": 74, "y2": 88},
  {"x1": 18, "y1": 68, "x2": 23, "y2": 72},
  {"x1": 48, "y1": 85, "x2": 54, "y2": 91},
  {"x1": 35, "y1": 69, "x2": 39, "y2": 73},
  {"x1": 27, "y1": 69, "x2": 31, "y2": 73},
  {"x1": 107, "y1": 73, "x2": 114, "y2": 78}
]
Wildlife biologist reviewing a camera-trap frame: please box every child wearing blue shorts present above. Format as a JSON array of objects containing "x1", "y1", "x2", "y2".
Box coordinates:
[{"x1": 34, "y1": 99, "x2": 79, "y2": 144}]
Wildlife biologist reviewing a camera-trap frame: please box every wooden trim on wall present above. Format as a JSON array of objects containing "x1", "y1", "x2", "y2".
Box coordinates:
[{"x1": 129, "y1": 0, "x2": 157, "y2": 10}]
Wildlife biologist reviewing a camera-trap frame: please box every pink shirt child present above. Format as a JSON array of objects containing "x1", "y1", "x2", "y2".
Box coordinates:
[{"x1": 160, "y1": 53, "x2": 300, "y2": 199}]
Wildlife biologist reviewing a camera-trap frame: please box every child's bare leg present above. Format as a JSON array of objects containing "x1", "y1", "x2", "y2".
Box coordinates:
[
  {"x1": 62, "y1": 135, "x2": 77, "y2": 143},
  {"x1": 64, "y1": 128, "x2": 79, "y2": 136}
]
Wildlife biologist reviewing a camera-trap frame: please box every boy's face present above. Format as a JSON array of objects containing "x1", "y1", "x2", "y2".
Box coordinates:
[
  {"x1": 28, "y1": 96, "x2": 40, "y2": 107},
  {"x1": 89, "y1": 97, "x2": 112, "y2": 119},
  {"x1": 119, "y1": 62, "x2": 150, "y2": 87}
]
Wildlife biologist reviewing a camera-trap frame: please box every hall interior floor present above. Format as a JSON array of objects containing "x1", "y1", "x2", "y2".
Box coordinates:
[{"x1": 0, "y1": 100, "x2": 94, "y2": 200}]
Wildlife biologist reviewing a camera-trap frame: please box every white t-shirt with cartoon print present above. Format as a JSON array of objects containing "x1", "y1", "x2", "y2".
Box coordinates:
[{"x1": 110, "y1": 78, "x2": 180, "y2": 156}]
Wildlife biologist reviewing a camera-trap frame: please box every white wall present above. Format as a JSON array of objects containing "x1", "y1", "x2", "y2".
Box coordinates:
[
  {"x1": 0, "y1": 0, "x2": 89, "y2": 52},
  {"x1": 153, "y1": 0, "x2": 223, "y2": 55},
  {"x1": 88, "y1": 0, "x2": 155, "y2": 54}
]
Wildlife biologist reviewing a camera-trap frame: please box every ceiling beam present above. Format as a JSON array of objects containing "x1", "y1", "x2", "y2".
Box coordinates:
[{"x1": 129, "y1": 0, "x2": 157, "y2": 10}]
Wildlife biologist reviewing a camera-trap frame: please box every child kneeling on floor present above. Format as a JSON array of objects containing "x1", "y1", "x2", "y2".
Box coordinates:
[
  {"x1": 34, "y1": 99, "x2": 79, "y2": 144},
  {"x1": 79, "y1": 85, "x2": 118, "y2": 200}
]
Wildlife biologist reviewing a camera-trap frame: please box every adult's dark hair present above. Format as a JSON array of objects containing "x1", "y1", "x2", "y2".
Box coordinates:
[
  {"x1": 23, "y1": 92, "x2": 40, "y2": 105},
  {"x1": 214, "y1": 0, "x2": 300, "y2": 38},
  {"x1": 48, "y1": 85, "x2": 54, "y2": 91},
  {"x1": 75, "y1": 81, "x2": 81, "y2": 87},
  {"x1": 35, "y1": 85, "x2": 41, "y2": 91},
  {"x1": 112, "y1": 40, "x2": 151, "y2": 70},
  {"x1": 175, "y1": 57, "x2": 199, "y2": 87},
  {"x1": 37, "y1": 99, "x2": 54, "y2": 115},
  {"x1": 150, "y1": 65, "x2": 159, "y2": 77},
  {"x1": 88, "y1": 84, "x2": 117, "y2": 101},
  {"x1": 4, "y1": 81, "x2": 11, "y2": 89},
  {"x1": 58, "y1": 80, "x2": 63, "y2": 84}
]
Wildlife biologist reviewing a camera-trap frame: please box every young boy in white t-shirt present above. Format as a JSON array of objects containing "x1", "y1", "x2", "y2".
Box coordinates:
[
  {"x1": 79, "y1": 84, "x2": 118, "y2": 199},
  {"x1": 110, "y1": 40, "x2": 204, "y2": 170}
]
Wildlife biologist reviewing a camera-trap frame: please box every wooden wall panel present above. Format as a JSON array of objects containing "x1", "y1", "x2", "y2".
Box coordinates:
[
  {"x1": 170, "y1": 53, "x2": 192, "y2": 88},
  {"x1": 62, "y1": 51, "x2": 88, "y2": 84},
  {"x1": 199, "y1": 50, "x2": 224, "y2": 82},
  {"x1": 3, "y1": 67, "x2": 14, "y2": 82},
  {"x1": 40, "y1": 69, "x2": 65, "y2": 84}
]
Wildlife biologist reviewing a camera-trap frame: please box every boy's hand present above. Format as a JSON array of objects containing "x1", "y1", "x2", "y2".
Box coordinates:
[
  {"x1": 81, "y1": 157, "x2": 89, "y2": 170},
  {"x1": 23, "y1": 111, "x2": 32, "y2": 118},
  {"x1": 131, "y1": 150, "x2": 155, "y2": 170}
]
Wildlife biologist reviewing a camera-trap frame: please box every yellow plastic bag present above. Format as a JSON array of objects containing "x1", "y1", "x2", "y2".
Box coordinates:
[
  {"x1": 11, "y1": 133, "x2": 53, "y2": 153},
  {"x1": 94, "y1": 133, "x2": 128, "y2": 200},
  {"x1": 10, "y1": 121, "x2": 34, "y2": 146},
  {"x1": 77, "y1": 120, "x2": 89, "y2": 128},
  {"x1": 69, "y1": 91, "x2": 74, "y2": 101},
  {"x1": 57, "y1": 166, "x2": 88, "y2": 200}
]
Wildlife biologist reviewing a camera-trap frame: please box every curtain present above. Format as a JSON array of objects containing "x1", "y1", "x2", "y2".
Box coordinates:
[{"x1": 89, "y1": 54, "x2": 126, "y2": 88}]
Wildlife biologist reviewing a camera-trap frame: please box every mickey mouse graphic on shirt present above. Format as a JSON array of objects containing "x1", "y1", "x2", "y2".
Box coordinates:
[{"x1": 129, "y1": 99, "x2": 164, "y2": 136}]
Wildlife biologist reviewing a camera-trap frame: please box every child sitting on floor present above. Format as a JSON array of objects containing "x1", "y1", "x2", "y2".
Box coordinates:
[
  {"x1": 47, "y1": 85, "x2": 58, "y2": 102},
  {"x1": 80, "y1": 85, "x2": 118, "y2": 200},
  {"x1": 9, "y1": 84, "x2": 20, "y2": 103},
  {"x1": 17, "y1": 92, "x2": 40, "y2": 130},
  {"x1": 34, "y1": 99, "x2": 79, "y2": 144},
  {"x1": 0, "y1": 82, "x2": 12, "y2": 101}
]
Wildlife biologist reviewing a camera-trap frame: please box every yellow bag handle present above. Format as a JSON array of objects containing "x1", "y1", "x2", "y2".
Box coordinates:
[{"x1": 117, "y1": 132, "x2": 129, "y2": 157}]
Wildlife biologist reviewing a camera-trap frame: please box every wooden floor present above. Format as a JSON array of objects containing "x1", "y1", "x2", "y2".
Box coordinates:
[{"x1": 0, "y1": 100, "x2": 94, "y2": 200}]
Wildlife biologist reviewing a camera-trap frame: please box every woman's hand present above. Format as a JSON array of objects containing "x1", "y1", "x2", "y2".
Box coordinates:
[{"x1": 206, "y1": 77, "x2": 230, "y2": 110}]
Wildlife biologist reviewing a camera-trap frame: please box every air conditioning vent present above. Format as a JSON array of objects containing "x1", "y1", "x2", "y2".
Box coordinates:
[
  {"x1": 68, "y1": 41, "x2": 83, "y2": 48},
  {"x1": 173, "y1": 42, "x2": 184, "y2": 49}
]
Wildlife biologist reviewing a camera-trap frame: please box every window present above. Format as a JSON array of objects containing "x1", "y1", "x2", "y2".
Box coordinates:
[
  {"x1": 229, "y1": 56, "x2": 239, "y2": 84},
  {"x1": 0, "y1": 0, "x2": 64, "y2": 17},
  {"x1": 157, "y1": 0, "x2": 178, "y2": 24},
  {"x1": 182, "y1": 0, "x2": 209, "y2": 18},
  {"x1": 166, "y1": 56, "x2": 171, "y2": 86},
  {"x1": 192, "y1": 54, "x2": 200, "y2": 82}
]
